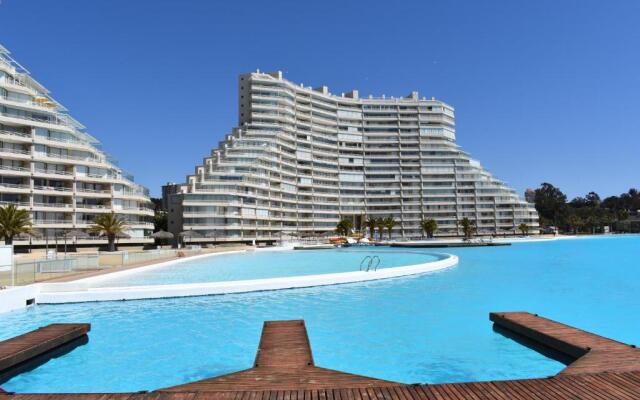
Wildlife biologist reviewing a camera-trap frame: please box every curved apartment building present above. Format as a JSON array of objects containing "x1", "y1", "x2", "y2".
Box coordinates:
[
  {"x1": 0, "y1": 44, "x2": 154, "y2": 244},
  {"x1": 168, "y1": 71, "x2": 538, "y2": 241}
]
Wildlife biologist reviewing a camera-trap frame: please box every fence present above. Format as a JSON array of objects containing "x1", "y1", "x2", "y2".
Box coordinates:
[{"x1": 1, "y1": 248, "x2": 202, "y2": 287}]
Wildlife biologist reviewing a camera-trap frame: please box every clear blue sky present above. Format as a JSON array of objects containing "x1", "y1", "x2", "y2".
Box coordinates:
[{"x1": 1, "y1": 0, "x2": 638, "y2": 198}]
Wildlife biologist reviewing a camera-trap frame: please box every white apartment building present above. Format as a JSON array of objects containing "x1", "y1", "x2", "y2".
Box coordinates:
[
  {"x1": 168, "y1": 71, "x2": 538, "y2": 241},
  {"x1": 0, "y1": 44, "x2": 154, "y2": 245}
]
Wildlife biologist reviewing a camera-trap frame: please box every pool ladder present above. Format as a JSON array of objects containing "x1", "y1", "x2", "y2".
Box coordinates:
[{"x1": 359, "y1": 255, "x2": 380, "y2": 272}]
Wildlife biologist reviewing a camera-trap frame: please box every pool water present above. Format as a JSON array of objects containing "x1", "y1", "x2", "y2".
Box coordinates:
[
  {"x1": 1, "y1": 236, "x2": 639, "y2": 393},
  {"x1": 91, "y1": 248, "x2": 445, "y2": 287}
]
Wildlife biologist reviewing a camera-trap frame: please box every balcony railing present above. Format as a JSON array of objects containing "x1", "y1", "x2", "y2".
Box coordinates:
[
  {"x1": 0, "y1": 182, "x2": 30, "y2": 190},
  {"x1": 0, "y1": 200, "x2": 30, "y2": 207},
  {"x1": 0, "y1": 147, "x2": 30, "y2": 155},
  {"x1": 39, "y1": 152, "x2": 105, "y2": 163},
  {"x1": 76, "y1": 187, "x2": 111, "y2": 194},
  {"x1": 33, "y1": 202, "x2": 73, "y2": 208},
  {"x1": 0, "y1": 164, "x2": 30, "y2": 173},
  {"x1": 0, "y1": 110, "x2": 67, "y2": 127},
  {"x1": 33, "y1": 185, "x2": 73, "y2": 192},
  {"x1": 33, "y1": 168, "x2": 74, "y2": 176},
  {"x1": 0, "y1": 129, "x2": 31, "y2": 139},
  {"x1": 33, "y1": 219, "x2": 72, "y2": 225}
]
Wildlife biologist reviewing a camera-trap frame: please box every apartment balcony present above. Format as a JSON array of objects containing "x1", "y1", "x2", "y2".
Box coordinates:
[
  {"x1": 0, "y1": 129, "x2": 32, "y2": 143},
  {"x1": 32, "y1": 219, "x2": 73, "y2": 228},
  {"x1": 0, "y1": 95, "x2": 60, "y2": 115},
  {"x1": 32, "y1": 168, "x2": 75, "y2": 180},
  {"x1": 75, "y1": 204, "x2": 112, "y2": 212},
  {"x1": 0, "y1": 182, "x2": 31, "y2": 193},
  {"x1": 118, "y1": 207, "x2": 155, "y2": 216},
  {"x1": 0, "y1": 200, "x2": 30, "y2": 209},
  {"x1": 0, "y1": 111, "x2": 74, "y2": 133},
  {"x1": 0, "y1": 76, "x2": 38, "y2": 95},
  {"x1": 33, "y1": 135, "x2": 93, "y2": 151},
  {"x1": 32, "y1": 202, "x2": 74, "y2": 212},
  {"x1": 75, "y1": 187, "x2": 112, "y2": 197},
  {"x1": 0, "y1": 164, "x2": 31, "y2": 176},
  {"x1": 37, "y1": 152, "x2": 107, "y2": 166},
  {"x1": 33, "y1": 185, "x2": 74, "y2": 196},
  {"x1": 0, "y1": 146, "x2": 31, "y2": 160}
]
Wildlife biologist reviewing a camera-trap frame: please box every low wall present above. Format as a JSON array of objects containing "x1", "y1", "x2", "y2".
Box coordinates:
[{"x1": 37, "y1": 254, "x2": 458, "y2": 304}]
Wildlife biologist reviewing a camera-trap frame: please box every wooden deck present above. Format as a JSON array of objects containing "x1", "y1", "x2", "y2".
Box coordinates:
[
  {"x1": 161, "y1": 320, "x2": 396, "y2": 391},
  {"x1": 490, "y1": 311, "x2": 640, "y2": 374},
  {"x1": 0, "y1": 323, "x2": 90, "y2": 384},
  {"x1": 2, "y1": 313, "x2": 640, "y2": 399}
]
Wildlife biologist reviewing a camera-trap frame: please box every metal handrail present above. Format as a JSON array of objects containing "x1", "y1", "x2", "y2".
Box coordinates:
[
  {"x1": 369, "y1": 256, "x2": 380, "y2": 271},
  {"x1": 359, "y1": 256, "x2": 371, "y2": 271}
]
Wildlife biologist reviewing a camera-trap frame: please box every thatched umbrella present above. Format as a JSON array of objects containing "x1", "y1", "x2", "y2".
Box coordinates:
[
  {"x1": 151, "y1": 230, "x2": 174, "y2": 240},
  {"x1": 62, "y1": 229, "x2": 90, "y2": 253},
  {"x1": 151, "y1": 230, "x2": 174, "y2": 248},
  {"x1": 179, "y1": 230, "x2": 202, "y2": 246}
]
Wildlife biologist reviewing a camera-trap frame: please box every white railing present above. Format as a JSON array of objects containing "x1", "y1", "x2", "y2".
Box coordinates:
[
  {"x1": 33, "y1": 202, "x2": 73, "y2": 208},
  {"x1": 0, "y1": 182, "x2": 30, "y2": 190},
  {"x1": 33, "y1": 168, "x2": 74, "y2": 176},
  {"x1": 0, "y1": 129, "x2": 31, "y2": 138},
  {"x1": 33, "y1": 185, "x2": 73, "y2": 192},
  {"x1": 0, "y1": 147, "x2": 30, "y2": 155},
  {"x1": 0, "y1": 164, "x2": 30, "y2": 172}
]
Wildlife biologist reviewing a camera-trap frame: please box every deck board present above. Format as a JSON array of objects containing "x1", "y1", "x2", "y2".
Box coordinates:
[
  {"x1": 0, "y1": 323, "x2": 90, "y2": 382},
  {"x1": 3, "y1": 313, "x2": 640, "y2": 399},
  {"x1": 161, "y1": 321, "x2": 395, "y2": 392},
  {"x1": 490, "y1": 312, "x2": 640, "y2": 374}
]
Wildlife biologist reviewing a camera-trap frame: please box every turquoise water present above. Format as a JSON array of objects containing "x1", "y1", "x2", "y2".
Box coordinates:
[
  {"x1": 91, "y1": 249, "x2": 445, "y2": 287},
  {"x1": 1, "y1": 236, "x2": 639, "y2": 393}
]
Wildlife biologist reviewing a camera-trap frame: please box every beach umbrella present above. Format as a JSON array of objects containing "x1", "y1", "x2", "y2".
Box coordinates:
[
  {"x1": 151, "y1": 230, "x2": 174, "y2": 248},
  {"x1": 179, "y1": 230, "x2": 202, "y2": 238},
  {"x1": 150, "y1": 230, "x2": 174, "y2": 240},
  {"x1": 179, "y1": 230, "x2": 202, "y2": 246},
  {"x1": 62, "y1": 229, "x2": 90, "y2": 254},
  {"x1": 63, "y1": 229, "x2": 90, "y2": 239}
]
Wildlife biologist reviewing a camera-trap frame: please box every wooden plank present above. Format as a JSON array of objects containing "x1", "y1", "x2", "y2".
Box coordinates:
[
  {"x1": 254, "y1": 321, "x2": 314, "y2": 368},
  {"x1": 490, "y1": 312, "x2": 640, "y2": 374},
  {"x1": 161, "y1": 321, "x2": 395, "y2": 392},
  {"x1": 5, "y1": 313, "x2": 640, "y2": 399},
  {"x1": 0, "y1": 323, "x2": 90, "y2": 382}
]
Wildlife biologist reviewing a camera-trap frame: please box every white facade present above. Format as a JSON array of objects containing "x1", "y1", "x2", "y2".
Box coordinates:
[
  {"x1": 170, "y1": 71, "x2": 538, "y2": 241},
  {"x1": 0, "y1": 44, "x2": 153, "y2": 242}
]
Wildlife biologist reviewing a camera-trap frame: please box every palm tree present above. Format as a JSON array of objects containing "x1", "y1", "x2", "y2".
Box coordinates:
[
  {"x1": 420, "y1": 218, "x2": 438, "y2": 238},
  {"x1": 376, "y1": 218, "x2": 387, "y2": 240},
  {"x1": 517, "y1": 223, "x2": 529, "y2": 237},
  {"x1": 335, "y1": 217, "x2": 353, "y2": 236},
  {"x1": 0, "y1": 204, "x2": 32, "y2": 245},
  {"x1": 364, "y1": 216, "x2": 378, "y2": 239},
  {"x1": 383, "y1": 216, "x2": 397, "y2": 240},
  {"x1": 458, "y1": 217, "x2": 475, "y2": 240},
  {"x1": 89, "y1": 212, "x2": 128, "y2": 251}
]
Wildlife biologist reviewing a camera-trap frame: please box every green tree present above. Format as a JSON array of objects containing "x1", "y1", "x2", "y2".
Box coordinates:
[
  {"x1": 566, "y1": 214, "x2": 583, "y2": 234},
  {"x1": 383, "y1": 216, "x2": 397, "y2": 240},
  {"x1": 0, "y1": 204, "x2": 32, "y2": 245},
  {"x1": 89, "y1": 212, "x2": 128, "y2": 252},
  {"x1": 534, "y1": 183, "x2": 567, "y2": 225},
  {"x1": 420, "y1": 218, "x2": 438, "y2": 238},
  {"x1": 458, "y1": 217, "x2": 475, "y2": 239},
  {"x1": 335, "y1": 217, "x2": 353, "y2": 236},
  {"x1": 518, "y1": 223, "x2": 529, "y2": 236},
  {"x1": 376, "y1": 218, "x2": 387, "y2": 240},
  {"x1": 154, "y1": 210, "x2": 168, "y2": 232},
  {"x1": 364, "y1": 216, "x2": 378, "y2": 239}
]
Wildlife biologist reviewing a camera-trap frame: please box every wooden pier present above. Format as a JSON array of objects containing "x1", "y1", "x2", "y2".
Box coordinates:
[
  {"x1": 2, "y1": 313, "x2": 640, "y2": 399},
  {"x1": 162, "y1": 320, "x2": 395, "y2": 391},
  {"x1": 0, "y1": 323, "x2": 90, "y2": 384}
]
